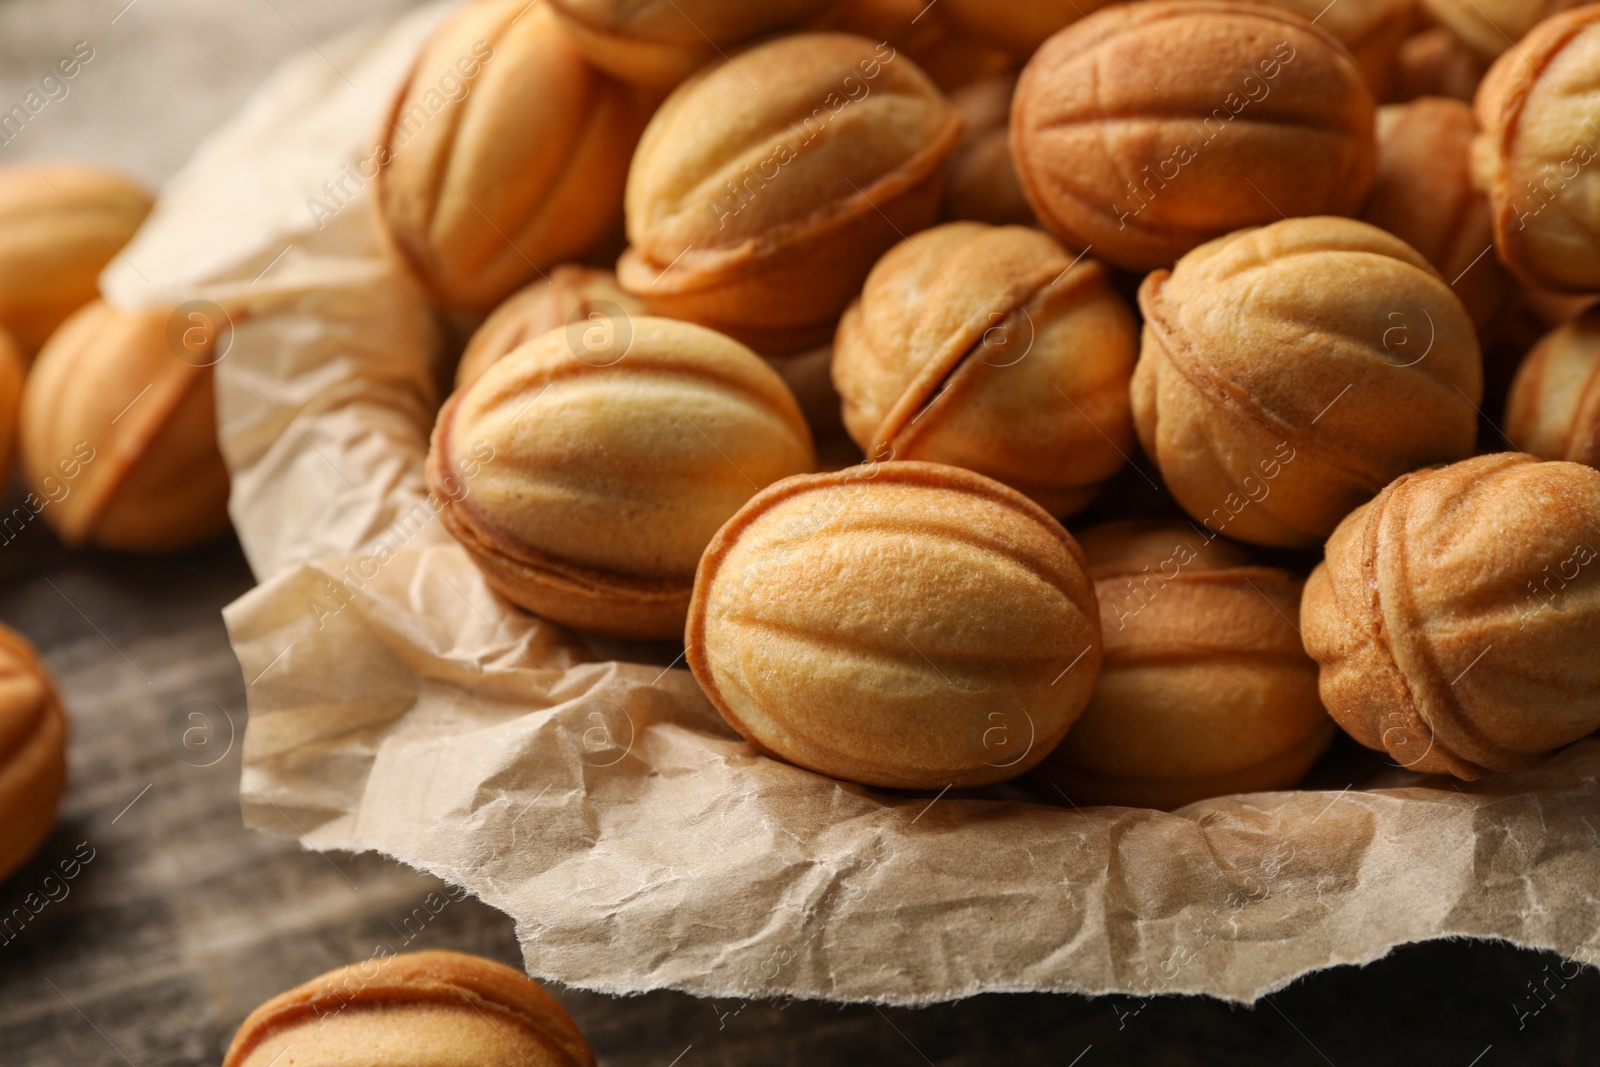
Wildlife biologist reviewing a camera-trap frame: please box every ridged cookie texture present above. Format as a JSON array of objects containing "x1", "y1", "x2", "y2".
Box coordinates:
[
  {"x1": 833, "y1": 221, "x2": 1135, "y2": 516},
  {"x1": 375, "y1": 0, "x2": 651, "y2": 313},
  {"x1": 1471, "y1": 4, "x2": 1600, "y2": 293},
  {"x1": 1133, "y1": 216, "x2": 1482, "y2": 547},
  {"x1": 617, "y1": 32, "x2": 962, "y2": 353},
  {"x1": 1362, "y1": 98, "x2": 1511, "y2": 329},
  {"x1": 1011, "y1": 0, "x2": 1376, "y2": 270},
  {"x1": 0, "y1": 162, "x2": 152, "y2": 355},
  {"x1": 687, "y1": 461, "x2": 1102, "y2": 790},
  {"x1": 0, "y1": 623, "x2": 67, "y2": 883},
  {"x1": 1035, "y1": 520, "x2": 1332, "y2": 810},
  {"x1": 19, "y1": 300, "x2": 230, "y2": 552},
  {"x1": 1302, "y1": 453, "x2": 1600, "y2": 779},
  {"x1": 430, "y1": 316, "x2": 814, "y2": 639},
  {"x1": 1506, "y1": 309, "x2": 1600, "y2": 469},
  {"x1": 222, "y1": 951, "x2": 594, "y2": 1067}
]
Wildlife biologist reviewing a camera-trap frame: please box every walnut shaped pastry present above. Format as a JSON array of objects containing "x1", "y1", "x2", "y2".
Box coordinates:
[
  {"x1": 616, "y1": 33, "x2": 962, "y2": 354},
  {"x1": 687, "y1": 461, "x2": 1102, "y2": 790},
  {"x1": 1133, "y1": 216, "x2": 1482, "y2": 547},
  {"x1": 832, "y1": 222, "x2": 1136, "y2": 516},
  {"x1": 429, "y1": 316, "x2": 814, "y2": 639},
  {"x1": 1471, "y1": 4, "x2": 1600, "y2": 294},
  {"x1": 1302, "y1": 453, "x2": 1600, "y2": 779},
  {"x1": 1011, "y1": 0, "x2": 1377, "y2": 271}
]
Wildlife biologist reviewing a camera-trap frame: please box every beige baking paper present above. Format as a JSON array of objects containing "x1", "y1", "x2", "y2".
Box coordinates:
[{"x1": 102, "y1": 5, "x2": 1600, "y2": 1006}]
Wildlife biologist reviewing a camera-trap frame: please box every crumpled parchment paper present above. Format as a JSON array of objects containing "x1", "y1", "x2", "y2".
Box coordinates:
[{"x1": 101, "y1": 3, "x2": 1600, "y2": 1005}]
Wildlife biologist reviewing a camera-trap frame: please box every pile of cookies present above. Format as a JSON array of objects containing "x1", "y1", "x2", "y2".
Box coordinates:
[{"x1": 412, "y1": 0, "x2": 1600, "y2": 809}]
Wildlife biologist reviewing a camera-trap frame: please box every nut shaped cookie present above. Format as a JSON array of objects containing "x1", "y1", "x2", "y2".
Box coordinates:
[
  {"x1": 0, "y1": 163, "x2": 152, "y2": 355},
  {"x1": 1302, "y1": 453, "x2": 1600, "y2": 779},
  {"x1": 222, "y1": 951, "x2": 594, "y2": 1067},
  {"x1": 1133, "y1": 217, "x2": 1482, "y2": 547},
  {"x1": 429, "y1": 317, "x2": 815, "y2": 639},
  {"x1": 455, "y1": 266, "x2": 644, "y2": 389},
  {"x1": 617, "y1": 33, "x2": 962, "y2": 354},
  {"x1": 19, "y1": 300, "x2": 231, "y2": 552},
  {"x1": 0, "y1": 624, "x2": 67, "y2": 884},
  {"x1": 546, "y1": 0, "x2": 834, "y2": 87},
  {"x1": 832, "y1": 222, "x2": 1136, "y2": 516},
  {"x1": 1034, "y1": 521, "x2": 1332, "y2": 809},
  {"x1": 687, "y1": 461, "x2": 1102, "y2": 789},
  {"x1": 376, "y1": 1, "x2": 651, "y2": 313},
  {"x1": 1506, "y1": 309, "x2": 1600, "y2": 468},
  {"x1": 1471, "y1": 5, "x2": 1600, "y2": 293},
  {"x1": 1011, "y1": 1, "x2": 1377, "y2": 271},
  {"x1": 1361, "y1": 98, "x2": 1511, "y2": 328}
]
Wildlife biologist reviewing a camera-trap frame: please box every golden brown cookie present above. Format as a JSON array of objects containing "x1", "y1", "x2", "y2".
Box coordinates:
[
  {"x1": 1471, "y1": 4, "x2": 1600, "y2": 294},
  {"x1": 222, "y1": 951, "x2": 594, "y2": 1067},
  {"x1": 1133, "y1": 216, "x2": 1482, "y2": 547},
  {"x1": 832, "y1": 222, "x2": 1136, "y2": 516},
  {"x1": 1011, "y1": 1, "x2": 1377, "y2": 271},
  {"x1": 1506, "y1": 309, "x2": 1600, "y2": 468},
  {"x1": 19, "y1": 300, "x2": 230, "y2": 552},
  {"x1": 1034, "y1": 521, "x2": 1332, "y2": 809},
  {"x1": 0, "y1": 624, "x2": 67, "y2": 884},
  {"x1": 375, "y1": 1, "x2": 653, "y2": 313},
  {"x1": 1302, "y1": 452, "x2": 1600, "y2": 779},
  {"x1": 0, "y1": 163, "x2": 151, "y2": 356},
  {"x1": 429, "y1": 316, "x2": 814, "y2": 639},
  {"x1": 687, "y1": 461, "x2": 1102, "y2": 789},
  {"x1": 616, "y1": 33, "x2": 962, "y2": 353}
]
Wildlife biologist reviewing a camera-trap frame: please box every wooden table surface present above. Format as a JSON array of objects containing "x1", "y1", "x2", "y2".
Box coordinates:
[{"x1": 0, "y1": 1, "x2": 1597, "y2": 1063}]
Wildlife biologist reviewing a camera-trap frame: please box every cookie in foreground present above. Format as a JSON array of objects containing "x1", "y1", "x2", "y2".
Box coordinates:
[
  {"x1": 687, "y1": 461, "x2": 1101, "y2": 790},
  {"x1": 1133, "y1": 216, "x2": 1482, "y2": 547},
  {"x1": 1302, "y1": 453, "x2": 1600, "y2": 779},
  {"x1": 221, "y1": 950, "x2": 594, "y2": 1067}
]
